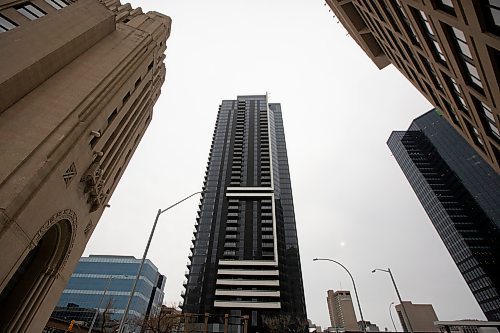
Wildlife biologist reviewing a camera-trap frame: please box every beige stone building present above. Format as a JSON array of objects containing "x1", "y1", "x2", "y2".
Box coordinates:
[
  {"x1": 0, "y1": 0, "x2": 171, "y2": 331},
  {"x1": 326, "y1": 0, "x2": 500, "y2": 172},
  {"x1": 395, "y1": 301, "x2": 439, "y2": 332},
  {"x1": 327, "y1": 290, "x2": 359, "y2": 332}
]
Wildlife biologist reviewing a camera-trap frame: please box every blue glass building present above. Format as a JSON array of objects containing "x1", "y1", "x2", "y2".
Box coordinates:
[
  {"x1": 387, "y1": 109, "x2": 500, "y2": 320},
  {"x1": 51, "y1": 255, "x2": 165, "y2": 330}
]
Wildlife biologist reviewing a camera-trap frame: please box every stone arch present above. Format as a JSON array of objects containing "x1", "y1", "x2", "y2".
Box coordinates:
[{"x1": 0, "y1": 209, "x2": 77, "y2": 332}]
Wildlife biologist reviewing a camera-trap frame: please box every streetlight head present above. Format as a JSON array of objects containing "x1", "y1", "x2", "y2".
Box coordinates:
[
  {"x1": 313, "y1": 258, "x2": 318, "y2": 261},
  {"x1": 371, "y1": 269, "x2": 376, "y2": 273}
]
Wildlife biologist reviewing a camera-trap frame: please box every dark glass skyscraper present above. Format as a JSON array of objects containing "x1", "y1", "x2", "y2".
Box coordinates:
[
  {"x1": 387, "y1": 110, "x2": 500, "y2": 320},
  {"x1": 182, "y1": 95, "x2": 307, "y2": 332}
]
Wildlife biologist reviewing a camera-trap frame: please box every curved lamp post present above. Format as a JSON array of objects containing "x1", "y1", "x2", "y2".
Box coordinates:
[
  {"x1": 389, "y1": 302, "x2": 397, "y2": 332},
  {"x1": 313, "y1": 258, "x2": 367, "y2": 333},
  {"x1": 118, "y1": 190, "x2": 203, "y2": 333},
  {"x1": 372, "y1": 268, "x2": 413, "y2": 333}
]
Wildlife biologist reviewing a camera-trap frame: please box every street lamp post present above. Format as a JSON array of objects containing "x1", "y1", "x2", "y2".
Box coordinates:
[
  {"x1": 372, "y1": 268, "x2": 413, "y2": 333},
  {"x1": 88, "y1": 276, "x2": 114, "y2": 333},
  {"x1": 117, "y1": 191, "x2": 203, "y2": 333},
  {"x1": 389, "y1": 302, "x2": 397, "y2": 332},
  {"x1": 313, "y1": 258, "x2": 367, "y2": 333}
]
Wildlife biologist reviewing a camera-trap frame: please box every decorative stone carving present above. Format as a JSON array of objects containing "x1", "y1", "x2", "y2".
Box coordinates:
[
  {"x1": 31, "y1": 209, "x2": 77, "y2": 246},
  {"x1": 63, "y1": 162, "x2": 77, "y2": 187},
  {"x1": 80, "y1": 160, "x2": 105, "y2": 212},
  {"x1": 84, "y1": 220, "x2": 94, "y2": 236},
  {"x1": 30, "y1": 209, "x2": 77, "y2": 272}
]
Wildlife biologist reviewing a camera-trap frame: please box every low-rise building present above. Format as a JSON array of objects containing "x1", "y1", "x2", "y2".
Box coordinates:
[
  {"x1": 49, "y1": 255, "x2": 165, "y2": 332},
  {"x1": 396, "y1": 301, "x2": 439, "y2": 332}
]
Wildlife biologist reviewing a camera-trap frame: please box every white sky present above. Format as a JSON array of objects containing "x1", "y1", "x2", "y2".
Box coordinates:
[{"x1": 84, "y1": 0, "x2": 486, "y2": 329}]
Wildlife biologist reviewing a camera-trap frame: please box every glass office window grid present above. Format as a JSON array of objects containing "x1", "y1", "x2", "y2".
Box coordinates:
[
  {"x1": 51, "y1": 255, "x2": 165, "y2": 329},
  {"x1": 182, "y1": 95, "x2": 306, "y2": 332},
  {"x1": 325, "y1": 0, "x2": 500, "y2": 171},
  {"x1": 387, "y1": 110, "x2": 500, "y2": 320}
]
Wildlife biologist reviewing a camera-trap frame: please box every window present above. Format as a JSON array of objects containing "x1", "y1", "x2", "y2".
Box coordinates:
[
  {"x1": 435, "y1": 0, "x2": 455, "y2": 14},
  {"x1": 122, "y1": 91, "x2": 130, "y2": 104},
  {"x1": 393, "y1": 0, "x2": 420, "y2": 44},
  {"x1": 475, "y1": 99, "x2": 500, "y2": 141},
  {"x1": 107, "y1": 108, "x2": 118, "y2": 125},
  {"x1": 449, "y1": 26, "x2": 483, "y2": 89},
  {"x1": 45, "y1": 0, "x2": 68, "y2": 10},
  {"x1": 420, "y1": 55, "x2": 443, "y2": 91},
  {"x1": 488, "y1": 122, "x2": 500, "y2": 140},
  {"x1": 471, "y1": 126, "x2": 485, "y2": 147},
  {"x1": 438, "y1": 0, "x2": 454, "y2": 8},
  {"x1": 0, "y1": 14, "x2": 17, "y2": 33},
  {"x1": 483, "y1": 0, "x2": 500, "y2": 35},
  {"x1": 401, "y1": 40, "x2": 422, "y2": 74},
  {"x1": 15, "y1": 3, "x2": 46, "y2": 20},
  {"x1": 441, "y1": 97, "x2": 462, "y2": 128},
  {"x1": 465, "y1": 121, "x2": 486, "y2": 149},
  {"x1": 135, "y1": 76, "x2": 142, "y2": 89},
  {"x1": 417, "y1": 10, "x2": 447, "y2": 63},
  {"x1": 447, "y1": 76, "x2": 469, "y2": 112},
  {"x1": 379, "y1": 0, "x2": 400, "y2": 32}
]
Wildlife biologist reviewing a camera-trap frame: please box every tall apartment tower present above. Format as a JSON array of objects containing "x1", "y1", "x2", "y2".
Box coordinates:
[
  {"x1": 182, "y1": 95, "x2": 307, "y2": 332},
  {"x1": 326, "y1": 1, "x2": 500, "y2": 172},
  {"x1": 387, "y1": 110, "x2": 500, "y2": 320},
  {"x1": 326, "y1": 290, "x2": 359, "y2": 332},
  {"x1": 0, "y1": 1, "x2": 171, "y2": 332}
]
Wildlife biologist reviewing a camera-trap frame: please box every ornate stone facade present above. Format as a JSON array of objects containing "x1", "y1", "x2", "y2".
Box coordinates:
[{"x1": 0, "y1": 0, "x2": 171, "y2": 331}]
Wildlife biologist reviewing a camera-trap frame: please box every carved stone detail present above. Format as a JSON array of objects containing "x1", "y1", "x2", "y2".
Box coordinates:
[
  {"x1": 30, "y1": 209, "x2": 78, "y2": 272},
  {"x1": 80, "y1": 160, "x2": 105, "y2": 212},
  {"x1": 84, "y1": 220, "x2": 94, "y2": 236},
  {"x1": 63, "y1": 162, "x2": 77, "y2": 187},
  {"x1": 31, "y1": 209, "x2": 77, "y2": 246}
]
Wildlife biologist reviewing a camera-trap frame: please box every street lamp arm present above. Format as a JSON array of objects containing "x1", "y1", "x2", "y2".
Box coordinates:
[
  {"x1": 314, "y1": 258, "x2": 355, "y2": 283},
  {"x1": 160, "y1": 191, "x2": 203, "y2": 214},
  {"x1": 371, "y1": 267, "x2": 414, "y2": 333},
  {"x1": 313, "y1": 258, "x2": 366, "y2": 333}
]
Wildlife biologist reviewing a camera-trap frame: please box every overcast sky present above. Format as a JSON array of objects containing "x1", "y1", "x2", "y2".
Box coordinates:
[{"x1": 84, "y1": 0, "x2": 486, "y2": 329}]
